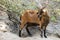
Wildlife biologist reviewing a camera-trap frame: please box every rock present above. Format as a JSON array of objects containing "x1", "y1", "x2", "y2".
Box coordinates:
[
  {"x1": 0, "y1": 21, "x2": 9, "y2": 32},
  {"x1": 0, "y1": 31, "x2": 60, "y2": 40},
  {"x1": 0, "y1": 6, "x2": 9, "y2": 32},
  {"x1": 0, "y1": 10, "x2": 8, "y2": 20},
  {"x1": 0, "y1": 5, "x2": 19, "y2": 34},
  {"x1": 47, "y1": 22, "x2": 60, "y2": 37}
]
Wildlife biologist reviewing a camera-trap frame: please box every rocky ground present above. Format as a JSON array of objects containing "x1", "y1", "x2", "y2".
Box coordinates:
[
  {"x1": 0, "y1": 4, "x2": 60, "y2": 40},
  {"x1": 0, "y1": 31, "x2": 60, "y2": 40}
]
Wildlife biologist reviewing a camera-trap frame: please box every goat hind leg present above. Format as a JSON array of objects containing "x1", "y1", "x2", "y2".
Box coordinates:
[
  {"x1": 19, "y1": 29, "x2": 21, "y2": 37},
  {"x1": 19, "y1": 23, "x2": 25, "y2": 37}
]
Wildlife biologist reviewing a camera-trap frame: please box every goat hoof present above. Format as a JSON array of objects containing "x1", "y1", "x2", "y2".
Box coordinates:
[
  {"x1": 44, "y1": 36, "x2": 47, "y2": 38},
  {"x1": 19, "y1": 34, "x2": 21, "y2": 37},
  {"x1": 19, "y1": 30, "x2": 21, "y2": 37}
]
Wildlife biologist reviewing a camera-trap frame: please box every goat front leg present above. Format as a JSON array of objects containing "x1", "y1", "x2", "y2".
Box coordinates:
[
  {"x1": 44, "y1": 26, "x2": 47, "y2": 38},
  {"x1": 40, "y1": 26, "x2": 44, "y2": 38},
  {"x1": 39, "y1": 23, "x2": 44, "y2": 38}
]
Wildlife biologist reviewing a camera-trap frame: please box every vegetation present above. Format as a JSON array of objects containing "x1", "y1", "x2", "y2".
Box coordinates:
[
  {"x1": 0, "y1": 0, "x2": 37, "y2": 15},
  {"x1": 0, "y1": 0, "x2": 60, "y2": 22}
]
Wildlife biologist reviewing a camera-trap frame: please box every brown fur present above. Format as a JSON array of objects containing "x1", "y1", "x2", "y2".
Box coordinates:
[{"x1": 19, "y1": 8, "x2": 49, "y2": 38}]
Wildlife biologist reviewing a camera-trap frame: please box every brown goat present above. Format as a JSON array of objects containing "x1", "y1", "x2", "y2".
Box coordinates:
[{"x1": 19, "y1": 7, "x2": 49, "y2": 38}]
